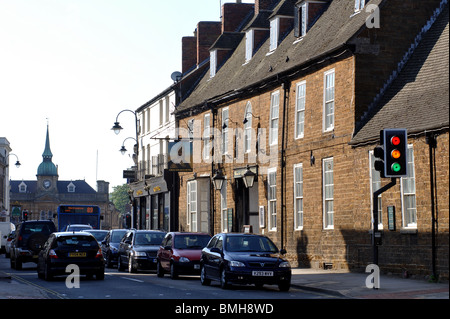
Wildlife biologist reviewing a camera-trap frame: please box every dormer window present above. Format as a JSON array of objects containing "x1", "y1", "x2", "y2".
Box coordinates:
[
  {"x1": 269, "y1": 17, "x2": 279, "y2": 52},
  {"x1": 354, "y1": 0, "x2": 366, "y2": 12},
  {"x1": 210, "y1": 49, "x2": 217, "y2": 78},
  {"x1": 245, "y1": 30, "x2": 254, "y2": 62},
  {"x1": 19, "y1": 181, "x2": 27, "y2": 193},
  {"x1": 294, "y1": 0, "x2": 328, "y2": 39},
  {"x1": 67, "y1": 181, "x2": 76, "y2": 193}
]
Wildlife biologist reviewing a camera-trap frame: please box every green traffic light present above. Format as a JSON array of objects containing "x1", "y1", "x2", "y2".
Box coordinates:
[{"x1": 392, "y1": 163, "x2": 402, "y2": 172}]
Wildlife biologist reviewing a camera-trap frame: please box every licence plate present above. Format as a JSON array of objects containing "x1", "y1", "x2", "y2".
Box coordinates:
[
  {"x1": 69, "y1": 252, "x2": 86, "y2": 257},
  {"x1": 252, "y1": 271, "x2": 273, "y2": 277}
]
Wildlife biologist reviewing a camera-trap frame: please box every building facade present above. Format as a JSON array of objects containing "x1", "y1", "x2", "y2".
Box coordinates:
[
  {"x1": 173, "y1": 0, "x2": 448, "y2": 279},
  {"x1": 9, "y1": 126, "x2": 115, "y2": 228}
]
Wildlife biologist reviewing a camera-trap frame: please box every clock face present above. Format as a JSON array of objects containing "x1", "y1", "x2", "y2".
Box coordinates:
[{"x1": 43, "y1": 180, "x2": 52, "y2": 189}]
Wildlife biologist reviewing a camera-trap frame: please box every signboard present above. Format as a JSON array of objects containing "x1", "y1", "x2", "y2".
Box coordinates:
[
  {"x1": 168, "y1": 140, "x2": 193, "y2": 172},
  {"x1": 123, "y1": 170, "x2": 136, "y2": 179},
  {"x1": 387, "y1": 206, "x2": 396, "y2": 231},
  {"x1": 227, "y1": 208, "x2": 233, "y2": 233}
]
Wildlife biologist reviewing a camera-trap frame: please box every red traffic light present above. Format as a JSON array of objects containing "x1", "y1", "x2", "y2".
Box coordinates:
[{"x1": 391, "y1": 136, "x2": 401, "y2": 146}]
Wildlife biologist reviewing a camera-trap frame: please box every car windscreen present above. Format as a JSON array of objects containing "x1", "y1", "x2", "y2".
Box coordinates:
[
  {"x1": 56, "y1": 236, "x2": 98, "y2": 248},
  {"x1": 174, "y1": 235, "x2": 211, "y2": 249},
  {"x1": 134, "y1": 232, "x2": 165, "y2": 245},
  {"x1": 22, "y1": 223, "x2": 55, "y2": 236},
  {"x1": 110, "y1": 230, "x2": 127, "y2": 243},
  {"x1": 225, "y1": 236, "x2": 278, "y2": 253}
]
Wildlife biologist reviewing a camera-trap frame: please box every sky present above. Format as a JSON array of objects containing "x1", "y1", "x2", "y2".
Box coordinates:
[{"x1": 0, "y1": 0, "x2": 255, "y2": 191}]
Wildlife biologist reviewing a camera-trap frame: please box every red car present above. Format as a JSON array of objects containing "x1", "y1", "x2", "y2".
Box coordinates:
[{"x1": 157, "y1": 232, "x2": 211, "y2": 279}]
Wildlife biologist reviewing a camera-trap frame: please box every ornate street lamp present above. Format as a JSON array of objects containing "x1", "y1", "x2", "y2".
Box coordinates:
[
  {"x1": 242, "y1": 165, "x2": 256, "y2": 188},
  {"x1": 212, "y1": 169, "x2": 225, "y2": 191},
  {"x1": 111, "y1": 122, "x2": 123, "y2": 135}
]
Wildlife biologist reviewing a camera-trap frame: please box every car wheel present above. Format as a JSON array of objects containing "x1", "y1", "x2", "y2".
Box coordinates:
[
  {"x1": 220, "y1": 268, "x2": 230, "y2": 289},
  {"x1": 128, "y1": 258, "x2": 137, "y2": 273},
  {"x1": 170, "y1": 262, "x2": 178, "y2": 279},
  {"x1": 44, "y1": 263, "x2": 53, "y2": 281},
  {"x1": 96, "y1": 269, "x2": 105, "y2": 280},
  {"x1": 278, "y1": 280, "x2": 291, "y2": 292},
  {"x1": 117, "y1": 256, "x2": 125, "y2": 271},
  {"x1": 156, "y1": 261, "x2": 164, "y2": 277},
  {"x1": 200, "y1": 266, "x2": 210, "y2": 286}
]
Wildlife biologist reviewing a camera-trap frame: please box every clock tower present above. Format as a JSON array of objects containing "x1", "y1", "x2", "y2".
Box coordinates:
[{"x1": 36, "y1": 125, "x2": 58, "y2": 193}]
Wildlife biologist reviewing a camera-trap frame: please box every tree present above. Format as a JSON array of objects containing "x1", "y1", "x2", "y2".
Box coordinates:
[{"x1": 109, "y1": 183, "x2": 130, "y2": 216}]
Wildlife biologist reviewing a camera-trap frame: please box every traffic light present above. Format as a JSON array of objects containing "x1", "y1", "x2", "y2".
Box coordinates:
[
  {"x1": 23, "y1": 211, "x2": 28, "y2": 221},
  {"x1": 373, "y1": 145, "x2": 385, "y2": 178},
  {"x1": 124, "y1": 214, "x2": 132, "y2": 229},
  {"x1": 383, "y1": 129, "x2": 408, "y2": 177}
]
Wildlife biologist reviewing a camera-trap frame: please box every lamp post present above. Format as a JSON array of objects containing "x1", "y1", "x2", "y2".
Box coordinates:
[
  {"x1": 6, "y1": 153, "x2": 21, "y2": 168},
  {"x1": 119, "y1": 137, "x2": 138, "y2": 156},
  {"x1": 112, "y1": 109, "x2": 140, "y2": 171},
  {"x1": 242, "y1": 165, "x2": 256, "y2": 189},
  {"x1": 212, "y1": 169, "x2": 225, "y2": 191}
]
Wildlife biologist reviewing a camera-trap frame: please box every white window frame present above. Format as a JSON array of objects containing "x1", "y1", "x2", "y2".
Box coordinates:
[
  {"x1": 300, "y1": 2, "x2": 308, "y2": 37},
  {"x1": 354, "y1": 0, "x2": 366, "y2": 12},
  {"x1": 187, "y1": 180, "x2": 197, "y2": 232},
  {"x1": 269, "y1": 18, "x2": 279, "y2": 52},
  {"x1": 221, "y1": 181, "x2": 228, "y2": 232},
  {"x1": 294, "y1": 163, "x2": 304, "y2": 230},
  {"x1": 401, "y1": 145, "x2": 417, "y2": 229},
  {"x1": 269, "y1": 91, "x2": 280, "y2": 145},
  {"x1": 369, "y1": 151, "x2": 383, "y2": 228},
  {"x1": 245, "y1": 30, "x2": 254, "y2": 62},
  {"x1": 244, "y1": 102, "x2": 252, "y2": 153},
  {"x1": 267, "y1": 168, "x2": 277, "y2": 231},
  {"x1": 323, "y1": 157, "x2": 334, "y2": 229},
  {"x1": 222, "y1": 108, "x2": 229, "y2": 155},
  {"x1": 210, "y1": 49, "x2": 217, "y2": 78},
  {"x1": 295, "y1": 81, "x2": 306, "y2": 139},
  {"x1": 203, "y1": 113, "x2": 211, "y2": 160},
  {"x1": 323, "y1": 69, "x2": 335, "y2": 132}
]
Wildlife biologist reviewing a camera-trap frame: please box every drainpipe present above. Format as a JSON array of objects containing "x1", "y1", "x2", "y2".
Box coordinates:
[
  {"x1": 280, "y1": 80, "x2": 291, "y2": 250},
  {"x1": 426, "y1": 132, "x2": 438, "y2": 280}
]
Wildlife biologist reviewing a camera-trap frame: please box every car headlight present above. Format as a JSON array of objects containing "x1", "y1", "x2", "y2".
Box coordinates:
[
  {"x1": 133, "y1": 251, "x2": 146, "y2": 257},
  {"x1": 279, "y1": 261, "x2": 291, "y2": 268},
  {"x1": 178, "y1": 257, "x2": 190, "y2": 263},
  {"x1": 230, "y1": 261, "x2": 245, "y2": 267}
]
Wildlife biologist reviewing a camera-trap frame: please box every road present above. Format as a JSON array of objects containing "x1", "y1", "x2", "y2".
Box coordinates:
[{"x1": 1, "y1": 256, "x2": 338, "y2": 300}]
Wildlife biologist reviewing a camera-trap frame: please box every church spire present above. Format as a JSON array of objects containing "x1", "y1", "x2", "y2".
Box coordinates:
[
  {"x1": 37, "y1": 124, "x2": 58, "y2": 176},
  {"x1": 42, "y1": 124, "x2": 53, "y2": 159}
]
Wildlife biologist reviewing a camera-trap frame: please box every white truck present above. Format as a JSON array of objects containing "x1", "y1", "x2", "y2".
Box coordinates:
[{"x1": 0, "y1": 222, "x2": 16, "y2": 254}]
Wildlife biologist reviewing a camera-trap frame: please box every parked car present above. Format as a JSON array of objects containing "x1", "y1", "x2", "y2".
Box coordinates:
[
  {"x1": 5, "y1": 231, "x2": 15, "y2": 258},
  {"x1": 117, "y1": 230, "x2": 165, "y2": 273},
  {"x1": 83, "y1": 229, "x2": 109, "y2": 242},
  {"x1": 157, "y1": 232, "x2": 211, "y2": 279},
  {"x1": 64, "y1": 224, "x2": 93, "y2": 232},
  {"x1": 10, "y1": 220, "x2": 57, "y2": 270},
  {"x1": 200, "y1": 233, "x2": 291, "y2": 291},
  {"x1": 0, "y1": 222, "x2": 16, "y2": 254},
  {"x1": 101, "y1": 229, "x2": 128, "y2": 267},
  {"x1": 37, "y1": 232, "x2": 105, "y2": 281}
]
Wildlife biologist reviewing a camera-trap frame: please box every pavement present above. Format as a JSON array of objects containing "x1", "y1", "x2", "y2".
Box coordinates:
[{"x1": 0, "y1": 265, "x2": 448, "y2": 300}]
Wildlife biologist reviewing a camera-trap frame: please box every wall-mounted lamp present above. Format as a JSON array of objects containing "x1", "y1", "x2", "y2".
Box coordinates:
[{"x1": 212, "y1": 169, "x2": 225, "y2": 191}]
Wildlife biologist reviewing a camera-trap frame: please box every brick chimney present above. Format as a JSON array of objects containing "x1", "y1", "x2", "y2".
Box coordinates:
[
  {"x1": 255, "y1": 0, "x2": 276, "y2": 14},
  {"x1": 222, "y1": 2, "x2": 254, "y2": 33},
  {"x1": 196, "y1": 21, "x2": 222, "y2": 65},
  {"x1": 182, "y1": 36, "x2": 197, "y2": 74}
]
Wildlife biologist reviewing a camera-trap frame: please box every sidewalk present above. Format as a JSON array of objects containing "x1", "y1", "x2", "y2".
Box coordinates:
[
  {"x1": 0, "y1": 270, "x2": 49, "y2": 299},
  {"x1": 290, "y1": 268, "x2": 449, "y2": 299}
]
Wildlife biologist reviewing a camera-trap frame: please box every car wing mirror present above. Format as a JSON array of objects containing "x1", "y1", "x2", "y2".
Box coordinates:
[
  {"x1": 280, "y1": 249, "x2": 287, "y2": 255},
  {"x1": 210, "y1": 247, "x2": 222, "y2": 254},
  {"x1": 164, "y1": 245, "x2": 172, "y2": 251}
]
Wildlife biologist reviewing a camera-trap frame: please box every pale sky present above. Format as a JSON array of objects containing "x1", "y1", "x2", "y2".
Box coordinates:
[{"x1": 0, "y1": 0, "x2": 255, "y2": 191}]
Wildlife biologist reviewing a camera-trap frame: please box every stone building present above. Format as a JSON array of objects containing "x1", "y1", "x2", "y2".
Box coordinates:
[
  {"x1": 9, "y1": 126, "x2": 116, "y2": 229},
  {"x1": 173, "y1": 0, "x2": 448, "y2": 279}
]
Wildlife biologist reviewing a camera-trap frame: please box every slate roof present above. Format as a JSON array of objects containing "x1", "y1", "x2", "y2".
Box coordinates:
[
  {"x1": 176, "y1": 0, "x2": 382, "y2": 114},
  {"x1": 350, "y1": 4, "x2": 449, "y2": 145},
  {"x1": 10, "y1": 180, "x2": 97, "y2": 194}
]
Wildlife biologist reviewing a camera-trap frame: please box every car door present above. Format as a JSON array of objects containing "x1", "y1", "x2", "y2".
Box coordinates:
[
  {"x1": 203, "y1": 235, "x2": 223, "y2": 280},
  {"x1": 38, "y1": 235, "x2": 54, "y2": 274},
  {"x1": 159, "y1": 233, "x2": 172, "y2": 271},
  {"x1": 119, "y1": 232, "x2": 132, "y2": 265}
]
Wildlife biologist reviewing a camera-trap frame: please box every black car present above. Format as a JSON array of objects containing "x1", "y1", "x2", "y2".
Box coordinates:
[
  {"x1": 200, "y1": 233, "x2": 291, "y2": 291},
  {"x1": 37, "y1": 232, "x2": 105, "y2": 281},
  {"x1": 10, "y1": 220, "x2": 57, "y2": 270},
  {"x1": 101, "y1": 229, "x2": 128, "y2": 268},
  {"x1": 83, "y1": 229, "x2": 109, "y2": 243},
  {"x1": 117, "y1": 230, "x2": 165, "y2": 273}
]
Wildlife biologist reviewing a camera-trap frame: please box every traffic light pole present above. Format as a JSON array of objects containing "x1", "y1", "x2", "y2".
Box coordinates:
[{"x1": 372, "y1": 178, "x2": 397, "y2": 266}]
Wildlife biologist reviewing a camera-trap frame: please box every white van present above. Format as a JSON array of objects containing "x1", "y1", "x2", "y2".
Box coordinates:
[{"x1": 0, "y1": 222, "x2": 16, "y2": 254}]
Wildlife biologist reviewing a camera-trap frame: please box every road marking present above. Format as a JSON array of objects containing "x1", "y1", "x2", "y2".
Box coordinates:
[
  {"x1": 120, "y1": 276, "x2": 144, "y2": 283},
  {"x1": 8, "y1": 273, "x2": 68, "y2": 299}
]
